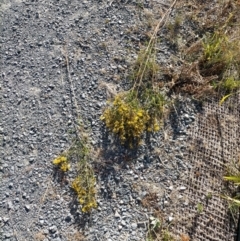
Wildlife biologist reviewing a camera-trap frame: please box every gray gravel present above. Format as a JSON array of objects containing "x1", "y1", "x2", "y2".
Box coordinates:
[{"x1": 0, "y1": 1, "x2": 199, "y2": 241}]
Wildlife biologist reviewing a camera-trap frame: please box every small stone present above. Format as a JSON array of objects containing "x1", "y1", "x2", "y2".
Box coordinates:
[
  {"x1": 53, "y1": 238, "x2": 61, "y2": 241},
  {"x1": 121, "y1": 220, "x2": 126, "y2": 226},
  {"x1": 115, "y1": 211, "x2": 120, "y2": 218},
  {"x1": 179, "y1": 186, "x2": 186, "y2": 191},
  {"x1": 7, "y1": 201, "x2": 14, "y2": 210},
  {"x1": 8, "y1": 183, "x2": 13, "y2": 188},
  {"x1": 131, "y1": 223, "x2": 137, "y2": 230},
  {"x1": 3, "y1": 217, "x2": 9, "y2": 222},
  {"x1": 140, "y1": 191, "x2": 147, "y2": 198},
  {"x1": 169, "y1": 186, "x2": 173, "y2": 190},
  {"x1": 25, "y1": 205, "x2": 30, "y2": 211},
  {"x1": 49, "y1": 225, "x2": 57, "y2": 233},
  {"x1": 118, "y1": 225, "x2": 122, "y2": 230},
  {"x1": 4, "y1": 232, "x2": 12, "y2": 238},
  {"x1": 168, "y1": 216, "x2": 174, "y2": 222}
]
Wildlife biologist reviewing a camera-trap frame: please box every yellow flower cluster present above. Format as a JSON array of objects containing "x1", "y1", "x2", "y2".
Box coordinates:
[
  {"x1": 147, "y1": 117, "x2": 161, "y2": 132},
  {"x1": 52, "y1": 156, "x2": 70, "y2": 172},
  {"x1": 101, "y1": 95, "x2": 150, "y2": 145},
  {"x1": 71, "y1": 175, "x2": 97, "y2": 213}
]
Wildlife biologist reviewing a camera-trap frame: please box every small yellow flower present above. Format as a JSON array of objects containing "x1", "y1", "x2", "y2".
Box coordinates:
[
  {"x1": 60, "y1": 162, "x2": 70, "y2": 172},
  {"x1": 53, "y1": 157, "x2": 61, "y2": 165},
  {"x1": 153, "y1": 124, "x2": 160, "y2": 131},
  {"x1": 79, "y1": 198, "x2": 85, "y2": 204}
]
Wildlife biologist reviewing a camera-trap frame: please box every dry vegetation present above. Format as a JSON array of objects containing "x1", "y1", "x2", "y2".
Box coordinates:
[{"x1": 162, "y1": 0, "x2": 240, "y2": 101}]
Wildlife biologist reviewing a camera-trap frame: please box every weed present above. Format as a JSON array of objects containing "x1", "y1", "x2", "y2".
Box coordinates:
[
  {"x1": 141, "y1": 192, "x2": 159, "y2": 210},
  {"x1": 52, "y1": 137, "x2": 97, "y2": 213},
  {"x1": 222, "y1": 160, "x2": 240, "y2": 223},
  {"x1": 197, "y1": 203, "x2": 203, "y2": 213},
  {"x1": 101, "y1": 93, "x2": 150, "y2": 146},
  {"x1": 201, "y1": 32, "x2": 228, "y2": 68},
  {"x1": 162, "y1": 230, "x2": 175, "y2": 241},
  {"x1": 161, "y1": 0, "x2": 240, "y2": 102},
  {"x1": 145, "y1": 209, "x2": 175, "y2": 241},
  {"x1": 223, "y1": 175, "x2": 240, "y2": 185},
  {"x1": 206, "y1": 192, "x2": 212, "y2": 200},
  {"x1": 100, "y1": 0, "x2": 180, "y2": 146},
  {"x1": 136, "y1": 1, "x2": 144, "y2": 10},
  {"x1": 70, "y1": 139, "x2": 97, "y2": 213},
  {"x1": 131, "y1": 43, "x2": 159, "y2": 85},
  {"x1": 101, "y1": 42, "x2": 166, "y2": 147},
  {"x1": 219, "y1": 93, "x2": 232, "y2": 105},
  {"x1": 166, "y1": 14, "x2": 182, "y2": 41},
  {"x1": 146, "y1": 216, "x2": 161, "y2": 241},
  {"x1": 51, "y1": 47, "x2": 98, "y2": 213},
  {"x1": 219, "y1": 77, "x2": 240, "y2": 93}
]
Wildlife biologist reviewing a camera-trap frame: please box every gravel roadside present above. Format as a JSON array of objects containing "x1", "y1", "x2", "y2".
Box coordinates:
[{"x1": 0, "y1": 1, "x2": 237, "y2": 241}]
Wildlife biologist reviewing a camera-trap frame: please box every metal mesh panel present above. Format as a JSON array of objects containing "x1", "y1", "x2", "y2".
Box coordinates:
[{"x1": 175, "y1": 93, "x2": 240, "y2": 240}]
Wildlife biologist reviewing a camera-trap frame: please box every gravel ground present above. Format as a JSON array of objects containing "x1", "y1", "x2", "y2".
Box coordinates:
[{"x1": 0, "y1": 1, "x2": 236, "y2": 241}]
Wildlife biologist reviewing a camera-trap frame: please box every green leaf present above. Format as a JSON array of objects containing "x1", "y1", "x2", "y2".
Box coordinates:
[
  {"x1": 219, "y1": 94, "x2": 232, "y2": 105},
  {"x1": 222, "y1": 195, "x2": 240, "y2": 206},
  {"x1": 223, "y1": 175, "x2": 240, "y2": 185}
]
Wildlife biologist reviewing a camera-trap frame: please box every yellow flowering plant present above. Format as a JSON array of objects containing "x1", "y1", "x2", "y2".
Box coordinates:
[
  {"x1": 70, "y1": 140, "x2": 97, "y2": 213},
  {"x1": 101, "y1": 89, "x2": 166, "y2": 147},
  {"x1": 101, "y1": 93, "x2": 149, "y2": 146},
  {"x1": 52, "y1": 138, "x2": 97, "y2": 213},
  {"x1": 72, "y1": 174, "x2": 97, "y2": 213}
]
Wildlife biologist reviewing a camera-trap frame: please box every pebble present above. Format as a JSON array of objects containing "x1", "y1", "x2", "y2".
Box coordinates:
[
  {"x1": 3, "y1": 217, "x2": 9, "y2": 223},
  {"x1": 121, "y1": 220, "x2": 126, "y2": 226},
  {"x1": 49, "y1": 225, "x2": 57, "y2": 233},
  {"x1": 25, "y1": 205, "x2": 31, "y2": 211},
  {"x1": 131, "y1": 223, "x2": 138, "y2": 230},
  {"x1": 7, "y1": 201, "x2": 14, "y2": 210},
  {"x1": 179, "y1": 186, "x2": 187, "y2": 191},
  {"x1": 4, "y1": 232, "x2": 12, "y2": 238},
  {"x1": 115, "y1": 211, "x2": 121, "y2": 218}
]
